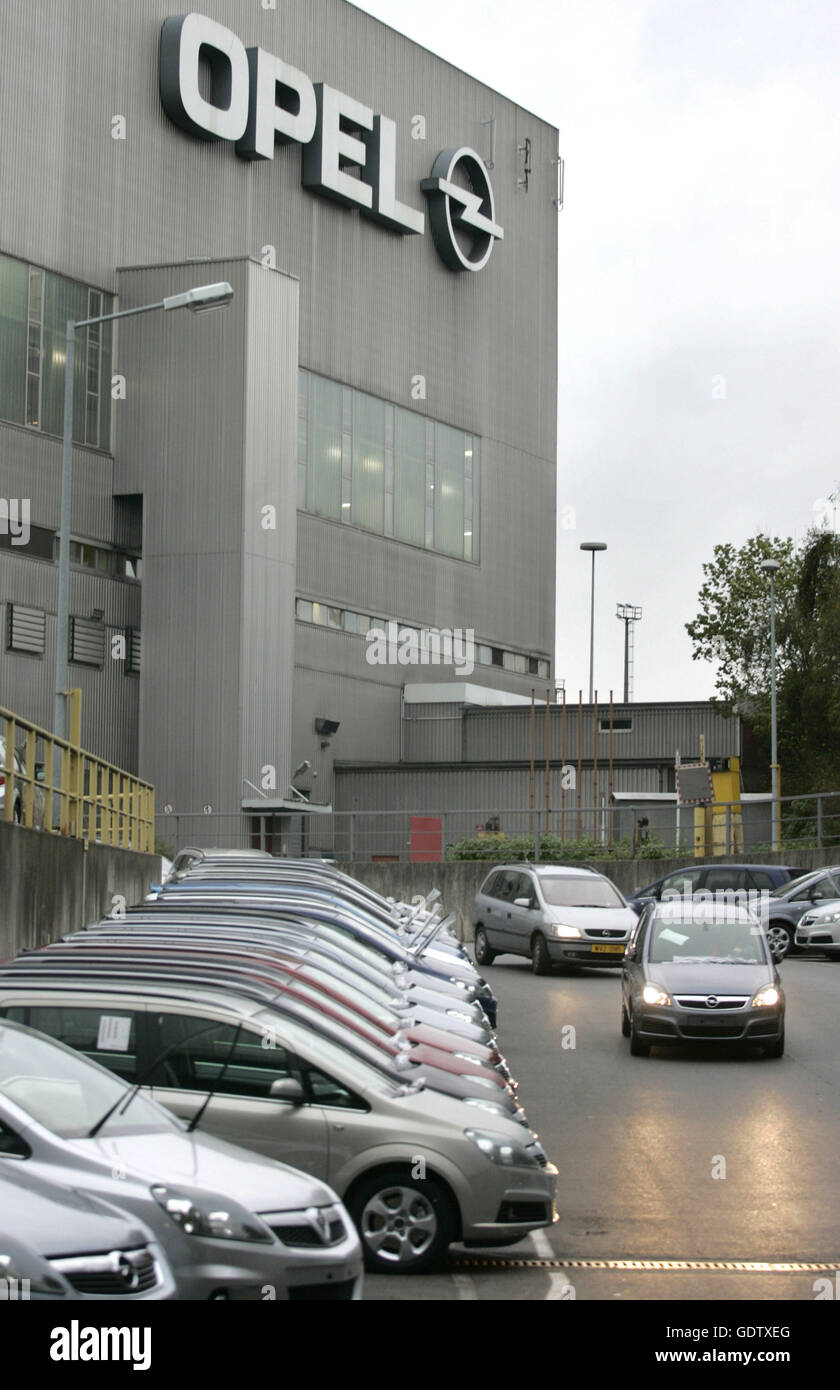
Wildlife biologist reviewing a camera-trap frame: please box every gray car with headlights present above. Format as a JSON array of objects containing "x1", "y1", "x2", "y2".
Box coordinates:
[
  {"x1": 795, "y1": 900, "x2": 840, "y2": 959},
  {"x1": 0, "y1": 1165, "x2": 176, "y2": 1300},
  {"x1": 621, "y1": 902, "x2": 785, "y2": 1057},
  {"x1": 0, "y1": 1019, "x2": 362, "y2": 1299},
  {"x1": 474, "y1": 864, "x2": 636, "y2": 974}
]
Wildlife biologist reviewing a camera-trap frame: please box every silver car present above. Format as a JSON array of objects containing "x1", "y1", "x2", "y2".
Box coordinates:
[
  {"x1": 0, "y1": 1019, "x2": 362, "y2": 1300},
  {"x1": 795, "y1": 900, "x2": 840, "y2": 959},
  {"x1": 0, "y1": 1165, "x2": 176, "y2": 1300},
  {"x1": 474, "y1": 864, "x2": 637, "y2": 974},
  {"x1": 0, "y1": 736, "x2": 46, "y2": 828}
]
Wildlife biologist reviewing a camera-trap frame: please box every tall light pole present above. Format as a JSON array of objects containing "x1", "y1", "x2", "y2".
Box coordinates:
[
  {"x1": 616, "y1": 603, "x2": 642, "y2": 702},
  {"x1": 54, "y1": 281, "x2": 234, "y2": 740},
  {"x1": 580, "y1": 541, "x2": 607, "y2": 703},
  {"x1": 760, "y1": 557, "x2": 781, "y2": 851}
]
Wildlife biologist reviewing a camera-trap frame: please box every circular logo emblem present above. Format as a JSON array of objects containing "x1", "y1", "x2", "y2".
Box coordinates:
[
  {"x1": 109, "y1": 1252, "x2": 140, "y2": 1289},
  {"x1": 421, "y1": 147, "x2": 504, "y2": 272},
  {"x1": 706, "y1": 996, "x2": 719, "y2": 1009}
]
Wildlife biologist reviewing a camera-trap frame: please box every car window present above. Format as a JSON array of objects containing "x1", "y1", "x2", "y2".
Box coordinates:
[
  {"x1": 514, "y1": 873, "x2": 535, "y2": 903},
  {"x1": 704, "y1": 869, "x2": 750, "y2": 892},
  {"x1": 539, "y1": 876, "x2": 623, "y2": 908},
  {"x1": 748, "y1": 870, "x2": 775, "y2": 890},
  {"x1": 494, "y1": 871, "x2": 521, "y2": 903},
  {"x1": 790, "y1": 875, "x2": 838, "y2": 902},
  {"x1": 2, "y1": 1005, "x2": 139, "y2": 1083},
  {"x1": 0, "y1": 1117, "x2": 30, "y2": 1158},
  {"x1": 300, "y1": 1063, "x2": 366, "y2": 1110},
  {"x1": 659, "y1": 869, "x2": 704, "y2": 898},
  {"x1": 648, "y1": 917, "x2": 768, "y2": 964},
  {"x1": 151, "y1": 1013, "x2": 297, "y2": 1098}
]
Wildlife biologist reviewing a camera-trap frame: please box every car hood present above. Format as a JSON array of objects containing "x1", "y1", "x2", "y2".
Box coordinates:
[
  {"x1": 647, "y1": 962, "x2": 773, "y2": 995},
  {"x1": 544, "y1": 905, "x2": 636, "y2": 933},
  {"x1": 65, "y1": 1128, "x2": 337, "y2": 1212},
  {"x1": 0, "y1": 1169, "x2": 148, "y2": 1256}
]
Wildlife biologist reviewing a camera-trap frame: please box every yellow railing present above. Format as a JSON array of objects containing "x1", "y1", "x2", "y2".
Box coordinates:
[{"x1": 1, "y1": 695, "x2": 154, "y2": 853}]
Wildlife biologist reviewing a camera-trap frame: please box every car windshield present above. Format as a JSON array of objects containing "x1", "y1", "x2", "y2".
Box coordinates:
[
  {"x1": 0, "y1": 1023, "x2": 176, "y2": 1140},
  {"x1": 648, "y1": 917, "x2": 768, "y2": 964},
  {"x1": 539, "y1": 876, "x2": 623, "y2": 908}
]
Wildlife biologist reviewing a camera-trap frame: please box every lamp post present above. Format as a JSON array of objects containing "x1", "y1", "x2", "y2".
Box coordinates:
[
  {"x1": 760, "y1": 557, "x2": 781, "y2": 851},
  {"x1": 580, "y1": 541, "x2": 607, "y2": 703},
  {"x1": 53, "y1": 281, "x2": 234, "y2": 740}
]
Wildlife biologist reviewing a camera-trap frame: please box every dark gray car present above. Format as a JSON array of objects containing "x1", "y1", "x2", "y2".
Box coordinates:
[
  {"x1": 759, "y1": 866, "x2": 840, "y2": 961},
  {"x1": 621, "y1": 901, "x2": 785, "y2": 1057}
]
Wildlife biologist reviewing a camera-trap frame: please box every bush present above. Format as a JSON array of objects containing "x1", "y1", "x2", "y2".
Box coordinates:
[{"x1": 446, "y1": 830, "x2": 672, "y2": 863}]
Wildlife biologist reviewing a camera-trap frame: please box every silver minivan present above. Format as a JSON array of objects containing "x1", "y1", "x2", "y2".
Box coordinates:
[{"x1": 474, "y1": 864, "x2": 637, "y2": 974}]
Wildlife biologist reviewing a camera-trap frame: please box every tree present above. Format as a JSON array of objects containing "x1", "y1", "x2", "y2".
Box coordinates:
[
  {"x1": 685, "y1": 534, "x2": 798, "y2": 714},
  {"x1": 776, "y1": 528, "x2": 840, "y2": 792}
]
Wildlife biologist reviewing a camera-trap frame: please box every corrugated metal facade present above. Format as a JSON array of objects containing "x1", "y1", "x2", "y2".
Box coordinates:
[{"x1": 0, "y1": 0, "x2": 558, "y2": 818}]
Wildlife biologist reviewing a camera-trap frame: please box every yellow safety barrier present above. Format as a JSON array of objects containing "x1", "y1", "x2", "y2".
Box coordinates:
[{"x1": 1, "y1": 695, "x2": 154, "y2": 853}]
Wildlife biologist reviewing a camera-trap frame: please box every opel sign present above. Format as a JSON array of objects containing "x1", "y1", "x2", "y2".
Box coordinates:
[{"x1": 159, "y1": 12, "x2": 502, "y2": 272}]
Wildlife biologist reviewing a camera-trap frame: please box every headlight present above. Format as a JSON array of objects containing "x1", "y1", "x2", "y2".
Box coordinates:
[
  {"x1": 551, "y1": 924, "x2": 581, "y2": 939},
  {"x1": 151, "y1": 1186, "x2": 273, "y2": 1243},
  {"x1": 751, "y1": 985, "x2": 781, "y2": 1008},
  {"x1": 642, "y1": 983, "x2": 672, "y2": 1006},
  {"x1": 810, "y1": 910, "x2": 840, "y2": 925},
  {"x1": 465, "y1": 1128, "x2": 540, "y2": 1167}
]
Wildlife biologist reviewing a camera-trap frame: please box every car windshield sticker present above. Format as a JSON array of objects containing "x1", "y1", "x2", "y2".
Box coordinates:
[
  {"x1": 658, "y1": 928, "x2": 690, "y2": 945},
  {"x1": 96, "y1": 1015, "x2": 132, "y2": 1052}
]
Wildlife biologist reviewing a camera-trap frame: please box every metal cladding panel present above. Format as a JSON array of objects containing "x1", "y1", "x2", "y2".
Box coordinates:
[
  {"x1": 239, "y1": 262, "x2": 299, "y2": 800},
  {"x1": 463, "y1": 702, "x2": 740, "y2": 762},
  {"x1": 0, "y1": 425, "x2": 114, "y2": 545},
  {"x1": 403, "y1": 704, "x2": 463, "y2": 763}
]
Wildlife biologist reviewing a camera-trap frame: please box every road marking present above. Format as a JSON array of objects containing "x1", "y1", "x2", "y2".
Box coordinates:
[
  {"x1": 450, "y1": 1255, "x2": 838, "y2": 1273},
  {"x1": 530, "y1": 1228, "x2": 575, "y2": 1299},
  {"x1": 451, "y1": 1272, "x2": 478, "y2": 1299}
]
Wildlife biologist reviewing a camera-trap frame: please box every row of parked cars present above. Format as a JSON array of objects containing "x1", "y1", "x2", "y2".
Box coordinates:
[{"x1": 0, "y1": 849, "x2": 558, "y2": 1300}]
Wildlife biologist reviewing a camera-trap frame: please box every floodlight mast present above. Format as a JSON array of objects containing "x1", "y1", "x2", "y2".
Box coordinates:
[{"x1": 616, "y1": 604, "x2": 643, "y2": 703}]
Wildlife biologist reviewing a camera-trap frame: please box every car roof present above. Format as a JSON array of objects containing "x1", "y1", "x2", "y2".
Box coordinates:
[{"x1": 486, "y1": 864, "x2": 599, "y2": 877}]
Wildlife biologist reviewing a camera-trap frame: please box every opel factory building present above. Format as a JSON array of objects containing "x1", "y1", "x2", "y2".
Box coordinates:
[{"x1": 0, "y1": 1, "x2": 559, "y2": 841}]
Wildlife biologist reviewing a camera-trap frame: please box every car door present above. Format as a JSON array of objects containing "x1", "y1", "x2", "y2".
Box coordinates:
[
  {"x1": 478, "y1": 871, "x2": 508, "y2": 950},
  {"x1": 622, "y1": 906, "x2": 650, "y2": 1014},
  {"x1": 506, "y1": 871, "x2": 539, "y2": 953},
  {"x1": 146, "y1": 1009, "x2": 330, "y2": 1181}
]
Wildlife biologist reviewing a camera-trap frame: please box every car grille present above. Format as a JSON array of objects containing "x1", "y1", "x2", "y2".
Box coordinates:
[
  {"x1": 50, "y1": 1247, "x2": 159, "y2": 1296},
  {"x1": 271, "y1": 1219, "x2": 345, "y2": 1247},
  {"x1": 584, "y1": 928, "x2": 626, "y2": 939},
  {"x1": 674, "y1": 995, "x2": 749, "y2": 1010},
  {"x1": 680, "y1": 1024, "x2": 745, "y2": 1039},
  {"x1": 288, "y1": 1278, "x2": 356, "y2": 1300},
  {"x1": 496, "y1": 1201, "x2": 549, "y2": 1223}
]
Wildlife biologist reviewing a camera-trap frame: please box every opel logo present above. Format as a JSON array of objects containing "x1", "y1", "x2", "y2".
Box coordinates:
[
  {"x1": 422, "y1": 147, "x2": 504, "y2": 272},
  {"x1": 706, "y1": 996, "x2": 719, "y2": 1009},
  {"x1": 306, "y1": 1207, "x2": 331, "y2": 1245},
  {"x1": 110, "y1": 1252, "x2": 140, "y2": 1289}
]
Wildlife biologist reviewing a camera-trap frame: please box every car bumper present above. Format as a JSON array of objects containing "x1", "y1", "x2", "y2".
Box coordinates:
[
  {"x1": 795, "y1": 926, "x2": 840, "y2": 951},
  {"x1": 634, "y1": 1005, "x2": 784, "y2": 1044},
  {"x1": 461, "y1": 1162, "x2": 558, "y2": 1246},
  {"x1": 548, "y1": 940, "x2": 627, "y2": 966}
]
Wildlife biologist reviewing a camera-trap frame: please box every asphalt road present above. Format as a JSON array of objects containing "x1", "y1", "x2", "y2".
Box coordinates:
[{"x1": 364, "y1": 954, "x2": 840, "y2": 1302}]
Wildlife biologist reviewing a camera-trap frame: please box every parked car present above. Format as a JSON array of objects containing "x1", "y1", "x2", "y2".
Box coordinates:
[
  {"x1": 795, "y1": 900, "x2": 840, "y2": 959},
  {"x1": 0, "y1": 982, "x2": 556, "y2": 1274},
  {"x1": 0, "y1": 1017, "x2": 363, "y2": 1299},
  {"x1": 625, "y1": 863, "x2": 800, "y2": 916},
  {"x1": 0, "y1": 1165, "x2": 176, "y2": 1300},
  {"x1": 621, "y1": 901, "x2": 785, "y2": 1057},
  {"x1": 758, "y1": 866, "x2": 840, "y2": 960},
  {"x1": 0, "y1": 736, "x2": 46, "y2": 829},
  {"x1": 473, "y1": 864, "x2": 637, "y2": 974}
]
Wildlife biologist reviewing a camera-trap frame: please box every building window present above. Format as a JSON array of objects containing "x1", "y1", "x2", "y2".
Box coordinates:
[
  {"x1": 0, "y1": 521, "x2": 55, "y2": 562},
  {"x1": 600, "y1": 717, "x2": 632, "y2": 732},
  {"x1": 7, "y1": 604, "x2": 46, "y2": 656},
  {"x1": 299, "y1": 369, "x2": 480, "y2": 563},
  {"x1": 0, "y1": 253, "x2": 112, "y2": 451}
]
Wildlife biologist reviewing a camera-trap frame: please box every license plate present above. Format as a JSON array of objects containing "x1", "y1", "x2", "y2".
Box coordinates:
[{"x1": 591, "y1": 943, "x2": 624, "y2": 954}]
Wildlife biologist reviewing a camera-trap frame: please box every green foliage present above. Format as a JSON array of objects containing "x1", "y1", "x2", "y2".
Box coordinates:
[
  {"x1": 446, "y1": 830, "x2": 671, "y2": 862},
  {"x1": 154, "y1": 836, "x2": 174, "y2": 859}
]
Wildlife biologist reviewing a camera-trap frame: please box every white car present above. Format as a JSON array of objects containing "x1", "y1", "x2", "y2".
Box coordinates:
[{"x1": 795, "y1": 900, "x2": 840, "y2": 959}]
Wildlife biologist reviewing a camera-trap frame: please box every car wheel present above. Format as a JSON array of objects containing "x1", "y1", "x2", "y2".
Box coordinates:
[
  {"x1": 474, "y1": 926, "x2": 496, "y2": 967},
  {"x1": 621, "y1": 1000, "x2": 631, "y2": 1037},
  {"x1": 765, "y1": 923, "x2": 792, "y2": 962},
  {"x1": 348, "y1": 1168, "x2": 455, "y2": 1275},
  {"x1": 531, "y1": 933, "x2": 552, "y2": 976},
  {"x1": 629, "y1": 1009, "x2": 650, "y2": 1057},
  {"x1": 764, "y1": 1028, "x2": 785, "y2": 1059}
]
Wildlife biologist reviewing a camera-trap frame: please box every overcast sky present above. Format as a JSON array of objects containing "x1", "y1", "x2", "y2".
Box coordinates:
[{"x1": 351, "y1": 0, "x2": 840, "y2": 702}]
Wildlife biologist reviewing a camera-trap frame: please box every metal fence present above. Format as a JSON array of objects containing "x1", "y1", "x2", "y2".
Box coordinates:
[
  {"x1": 154, "y1": 791, "x2": 840, "y2": 862},
  {"x1": 1, "y1": 698, "x2": 154, "y2": 853}
]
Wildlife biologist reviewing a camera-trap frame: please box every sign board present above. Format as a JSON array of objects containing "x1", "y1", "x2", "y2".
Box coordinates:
[
  {"x1": 675, "y1": 763, "x2": 715, "y2": 806},
  {"x1": 159, "y1": 13, "x2": 503, "y2": 273}
]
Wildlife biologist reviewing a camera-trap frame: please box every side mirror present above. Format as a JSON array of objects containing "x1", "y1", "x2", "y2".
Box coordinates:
[
  {"x1": 513, "y1": 897, "x2": 533, "y2": 909},
  {"x1": 269, "y1": 1078, "x2": 304, "y2": 1102},
  {"x1": 34, "y1": 763, "x2": 45, "y2": 783}
]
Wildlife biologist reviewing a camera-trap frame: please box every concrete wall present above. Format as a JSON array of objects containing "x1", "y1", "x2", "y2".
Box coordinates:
[
  {"x1": 0, "y1": 823, "x2": 161, "y2": 960},
  {"x1": 342, "y1": 850, "x2": 840, "y2": 943}
]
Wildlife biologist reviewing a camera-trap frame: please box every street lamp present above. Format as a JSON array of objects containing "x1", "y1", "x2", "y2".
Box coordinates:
[
  {"x1": 580, "y1": 541, "x2": 607, "y2": 703},
  {"x1": 760, "y1": 557, "x2": 781, "y2": 851},
  {"x1": 53, "y1": 282, "x2": 234, "y2": 739}
]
